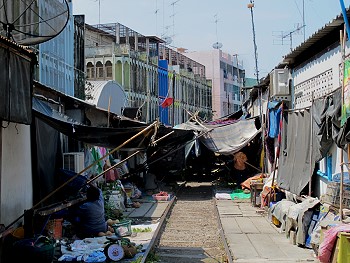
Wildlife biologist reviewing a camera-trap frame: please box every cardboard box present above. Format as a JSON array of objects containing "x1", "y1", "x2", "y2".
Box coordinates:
[{"x1": 319, "y1": 220, "x2": 342, "y2": 243}]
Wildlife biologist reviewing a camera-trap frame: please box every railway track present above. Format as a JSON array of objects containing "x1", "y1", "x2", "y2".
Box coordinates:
[{"x1": 152, "y1": 181, "x2": 230, "y2": 263}]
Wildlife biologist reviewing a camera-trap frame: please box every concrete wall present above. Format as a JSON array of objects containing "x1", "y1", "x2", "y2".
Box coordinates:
[
  {"x1": 1, "y1": 123, "x2": 32, "y2": 227},
  {"x1": 292, "y1": 43, "x2": 349, "y2": 196}
]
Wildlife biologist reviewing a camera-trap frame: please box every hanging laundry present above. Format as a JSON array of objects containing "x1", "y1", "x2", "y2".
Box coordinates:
[{"x1": 268, "y1": 100, "x2": 282, "y2": 138}]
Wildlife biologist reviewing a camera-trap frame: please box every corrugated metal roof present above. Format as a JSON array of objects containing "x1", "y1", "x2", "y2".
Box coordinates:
[{"x1": 281, "y1": 6, "x2": 350, "y2": 68}]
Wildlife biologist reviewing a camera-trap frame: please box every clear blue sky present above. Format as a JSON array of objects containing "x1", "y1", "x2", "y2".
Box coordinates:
[{"x1": 73, "y1": 0, "x2": 349, "y2": 78}]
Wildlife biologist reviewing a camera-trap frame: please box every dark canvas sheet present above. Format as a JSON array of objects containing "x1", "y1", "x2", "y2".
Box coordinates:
[
  {"x1": 32, "y1": 97, "x2": 193, "y2": 150},
  {"x1": 0, "y1": 46, "x2": 32, "y2": 124},
  {"x1": 311, "y1": 88, "x2": 342, "y2": 163},
  {"x1": 277, "y1": 110, "x2": 312, "y2": 195}
]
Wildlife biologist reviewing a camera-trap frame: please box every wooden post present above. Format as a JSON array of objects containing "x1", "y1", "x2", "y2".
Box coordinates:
[
  {"x1": 339, "y1": 26, "x2": 347, "y2": 220},
  {"x1": 309, "y1": 92, "x2": 314, "y2": 196}
]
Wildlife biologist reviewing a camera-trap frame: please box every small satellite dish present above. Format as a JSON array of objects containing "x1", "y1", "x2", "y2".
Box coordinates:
[
  {"x1": 162, "y1": 36, "x2": 173, "y2": 45},
  {"x1": 212, "y1": 42, "x2": 223, "y2": 49},
  {"x1": 0, "y1": 0, "x2": 70, "y2": 45}
]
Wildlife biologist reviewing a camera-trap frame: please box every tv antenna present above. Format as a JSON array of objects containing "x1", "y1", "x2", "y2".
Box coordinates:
[
  {"x1": 0, "y1": 0, "x2": 69, "y2": 45},
  {"x1": 273, "y1": 23, "x2": 305, "y2": 51},
  {"x1": 170, "y1": 0, "x2": 180, "y2": 44},
  {"x1": 93, "y1": 0, "x2": 102, "y2": 25},
  {"x1": 155, "y1": 0, "x2": 160, "y2": 35},
  {"x1": 212, "y1": 14, "x2": 223, "y2": 50}
]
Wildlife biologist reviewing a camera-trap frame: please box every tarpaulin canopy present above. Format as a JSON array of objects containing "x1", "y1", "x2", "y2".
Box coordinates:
[
  {"x1": 175, "y1": 117, "x2": 261, "y2": 155},
  {"x1": 33, "y1": 97, "x2": 151, "y2": 149},
  {"x1": 33, "y1": 97, "x2": 193, "y2": 150}
]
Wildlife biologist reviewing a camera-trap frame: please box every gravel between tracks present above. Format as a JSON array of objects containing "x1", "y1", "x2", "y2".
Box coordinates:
[{"x1": 154, "y1": 182, "x2": 228, "y2": 263}]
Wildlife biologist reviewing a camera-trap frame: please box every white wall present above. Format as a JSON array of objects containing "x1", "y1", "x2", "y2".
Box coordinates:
[
  {"x1": 292, "y1": 43, "x2": 349, "y2": 196},
  {"x1": 1, "y1": 123, "x2": 32, "y2": 226}
]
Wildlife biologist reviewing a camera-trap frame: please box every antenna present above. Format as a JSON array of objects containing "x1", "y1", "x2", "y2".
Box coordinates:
[
  {"x1": 155, "y1": 0, "x2": 160, "y2": 35},
  {"x1": 0, "y1": 0, "x2": 69, "y2": 45},
  {"x1": 273, "y1": 23, "x2": 305, "y2": 51},
  {"x1": 212, "y1": 14, "x2": 223, "y2": 50},
  {"x1": 170, "y1": 0, "x2": 180, "y2": 44},
  {"x1": 93, "y1": 0, "x2": 102, "y2": 25}
]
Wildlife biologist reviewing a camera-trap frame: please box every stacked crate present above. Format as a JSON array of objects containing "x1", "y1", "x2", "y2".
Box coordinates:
[{"x1": 323, "y1": 182, "x2": 350, "y2": 208}]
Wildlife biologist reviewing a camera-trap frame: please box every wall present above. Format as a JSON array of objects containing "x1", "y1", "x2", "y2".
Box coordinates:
[
  {"x1": 1, "y1": 123, "x2": 32, "y2": 226},
  {"x1": 187, "y1": 49, "x2": 243, "y2": 119},
  {"x1": 292, "y1": 44, "x2": 348, "y2": 196},
  {"x1": 38, "y1": 1, "x2": 74, "y2": 95}
]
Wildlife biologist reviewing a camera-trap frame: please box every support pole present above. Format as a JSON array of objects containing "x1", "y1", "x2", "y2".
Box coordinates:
[
  {"x1": 309, "y1": 92, "x2": 314, "y2": 196},
  {"x1": 339, "y1": 26, "x2": 347, "y2": 220},
  {"x1": 4, "y1": 120, "x2": 159, "y2": 231}
]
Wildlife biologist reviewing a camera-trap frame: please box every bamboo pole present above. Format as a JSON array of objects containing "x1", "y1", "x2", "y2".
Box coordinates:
[
  {"x1": 86, "y1": 151, "x2": 140, "y2": 185},
  {"x1": 87, "y1": 129, "x2": 176, "y2": 184},
  {"x1": 4, "y1": 120, "x2": 159, "y2": 231},
  {"x1": 107, "y1": 96, "x2": 111, "y2": 128},
  {"x1": 339, "y1": 26, "x2": 346, "y2": 220},
  {"x1": 309, "y1": 91, "x2": 314, "y2": 196}
]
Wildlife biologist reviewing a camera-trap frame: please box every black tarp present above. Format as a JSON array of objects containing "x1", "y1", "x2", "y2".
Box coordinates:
[
  {"x1": 32, "y1": 97, "x2": 194, "y2": 204},
  {"x1": 33, "y1": 97, "x2": 152, "y2": 149},
  {"x1": 32, "y1": 97, "x2": 194, "y2": 155},
  {"x1": 0, "y1": 43, "x2": 35, "y2": 124},
  {"x1": 33, "y1": 116, "x2": 62, "y2": 205},
  {"x1": 311, "y1": 88, "x2": 342, "y2": 163}
]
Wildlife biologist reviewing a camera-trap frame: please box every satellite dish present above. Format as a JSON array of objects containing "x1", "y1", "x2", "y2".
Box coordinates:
[
  {"x1": 212, "y1": 42, "x2": 223, "y2": 49},
  {"x1": 162, "y1": 36, "x2": 172, "y2": 45},
  {"x1": 0, "y1": 0, "x2": 70, "y2": 45}
]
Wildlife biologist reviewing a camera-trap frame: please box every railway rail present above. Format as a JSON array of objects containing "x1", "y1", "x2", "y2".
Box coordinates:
[{"x1": 144, "y1": 181, "x2": 230, "y2": 263}]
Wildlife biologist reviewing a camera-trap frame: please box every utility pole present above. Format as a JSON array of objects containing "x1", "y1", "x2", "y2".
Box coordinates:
[
  {"x1": 247, "y1": 0, "x2": 259, "y2": 83},
  {"x1": 248, "y1": 1, "x2": 265, "y2": 174}
]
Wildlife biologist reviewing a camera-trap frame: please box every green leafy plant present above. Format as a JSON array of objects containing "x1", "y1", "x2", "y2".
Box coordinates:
[{"x1": 132, "y1": 227, "x2": 152, "y2": 233}]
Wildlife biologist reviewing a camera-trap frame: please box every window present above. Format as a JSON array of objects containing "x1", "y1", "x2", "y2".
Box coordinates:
[
  {"x1": 96, "y1": 61, "x2": 104, "y2": 79},
  {"x1": 105, "y1": 61, "x2": 112, "y2": 78},
  {"x1": 86, "y1": 62, "x2": 94, "y2": 79}
]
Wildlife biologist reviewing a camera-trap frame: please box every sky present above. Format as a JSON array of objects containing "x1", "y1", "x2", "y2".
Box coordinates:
[{"x1": 72, "y1": 0, "x2": 349, "y2": 78}]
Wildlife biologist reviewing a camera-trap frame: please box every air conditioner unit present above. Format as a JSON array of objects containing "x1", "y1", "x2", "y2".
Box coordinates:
[
  {"x1": 269, "y1": 68, "x2": 290, "y2": 96},
  {"x1": 63, "y1": 152, "x2": 84, "y2": 173}
]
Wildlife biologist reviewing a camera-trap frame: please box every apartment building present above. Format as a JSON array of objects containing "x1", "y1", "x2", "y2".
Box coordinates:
[
  {"x1": 84, "y1": 22, "x2": 212, "y2": 125},
  {"x1": 186, "y1": 50, "x2": 245, "y2": 119}
]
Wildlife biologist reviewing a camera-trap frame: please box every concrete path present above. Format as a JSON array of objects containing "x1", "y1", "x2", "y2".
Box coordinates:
[{"x1": 217, "y1": 198, "x2": 320, "y2": 263}]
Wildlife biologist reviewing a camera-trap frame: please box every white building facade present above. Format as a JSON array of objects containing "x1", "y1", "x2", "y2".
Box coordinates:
[{"x1": 186, "y1": 49, "x2": 244, "y2": 119}]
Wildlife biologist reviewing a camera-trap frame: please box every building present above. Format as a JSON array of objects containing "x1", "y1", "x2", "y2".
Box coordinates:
[
  {"x1": 83, "y1": 22, "x2": 212, "y2": 125},
  {"x1": 37, "y1": 0, "x2": 75, "y2": 96},
  {"x1": 186, "y1": 49, "x2": 245, "y2": 119}
]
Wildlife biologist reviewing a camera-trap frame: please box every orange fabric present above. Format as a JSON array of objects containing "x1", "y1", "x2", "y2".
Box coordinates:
[{"x1": 240, "y1": 173, "x2": 265, "y2": 189}]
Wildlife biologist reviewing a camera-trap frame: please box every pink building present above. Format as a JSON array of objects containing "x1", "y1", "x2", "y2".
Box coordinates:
[{"x1": 186, "y1": 49, "x2": 245, "y2": 119}]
